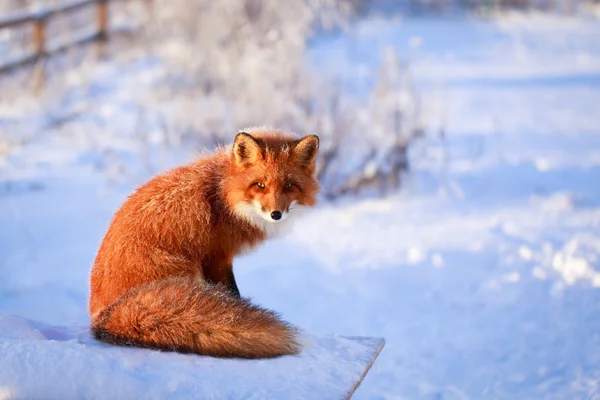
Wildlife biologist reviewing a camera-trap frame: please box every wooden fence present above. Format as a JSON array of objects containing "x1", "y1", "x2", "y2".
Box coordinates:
[{"x1": 0, "y1": 0, "x2": 136, "y2": 74}]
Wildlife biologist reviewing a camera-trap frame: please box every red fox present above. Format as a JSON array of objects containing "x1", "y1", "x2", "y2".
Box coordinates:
[{"x1": 89, "y1": 128, "x2": 320, "y2": 358}]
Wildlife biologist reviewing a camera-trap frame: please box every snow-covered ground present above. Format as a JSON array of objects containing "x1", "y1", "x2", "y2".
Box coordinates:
[
  {"x1": 0, "y1": 314, "x2": 383, "y2": 399},
  {"x1": 2, "y1": 12, "x2": 600, "y2": 399}
]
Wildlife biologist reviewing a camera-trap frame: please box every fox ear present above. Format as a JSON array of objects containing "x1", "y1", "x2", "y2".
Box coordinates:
[
  {"x1": 233, "y1": 132, "x2": 263, "y2": 166},
  {"x1": 292, "y1": 135, "x2": 319, "y2": 170}
]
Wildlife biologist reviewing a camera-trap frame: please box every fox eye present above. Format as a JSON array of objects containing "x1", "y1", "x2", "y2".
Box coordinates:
[
  {"x1": 284, "y1": 182, "x2": 293, "y2": 190},
  {"x1": 256, "y1": 182, "x2": 265, "y2": 189}
]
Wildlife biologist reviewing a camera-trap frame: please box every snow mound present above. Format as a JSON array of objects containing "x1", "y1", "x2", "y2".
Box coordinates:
[{"x1": 0, "y1": 314, "x2": 383, "y2": 400}]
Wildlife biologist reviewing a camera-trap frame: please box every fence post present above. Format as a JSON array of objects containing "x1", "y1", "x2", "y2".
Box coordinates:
[
  {"x1": 32, "y1": 12, "x2": 47, "y2": 58},
  {"x1": 97, "y1": 0, "x2": 108, "y2": 40}
]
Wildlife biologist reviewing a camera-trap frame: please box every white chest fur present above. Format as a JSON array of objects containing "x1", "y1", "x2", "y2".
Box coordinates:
[{"x1": 234, "y1": 200, "x2": 307, "y2": 239}]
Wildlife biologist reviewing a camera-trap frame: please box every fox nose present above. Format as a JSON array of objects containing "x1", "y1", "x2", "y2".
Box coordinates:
[{"x1": 270, "y1": 211, "x2": 282, "y2": 221}]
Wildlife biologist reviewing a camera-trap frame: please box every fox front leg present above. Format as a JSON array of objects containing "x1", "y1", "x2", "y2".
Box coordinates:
[
  {"x1": 203, "y1": 258, "x2": 241, "y2": 298},
  {"x1": 225, "y1": 267, "x2": 241, "y2": 298}
]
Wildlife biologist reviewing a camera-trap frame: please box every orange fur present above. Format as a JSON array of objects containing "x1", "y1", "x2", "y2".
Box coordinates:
[{"x1": 89, "y1": 128, "x2": 319, "y2": 358}]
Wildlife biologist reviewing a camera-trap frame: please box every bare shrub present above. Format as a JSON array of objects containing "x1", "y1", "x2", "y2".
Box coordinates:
[
  {"x1": 122, "y1": 0, "x2": 423, "y2": 198},
  {"x1": 0, "y1": 0, "x2": 424, "y2": 199},
  {"x1": 319, "y1": 47, "x2": 424, "y2": 198}
]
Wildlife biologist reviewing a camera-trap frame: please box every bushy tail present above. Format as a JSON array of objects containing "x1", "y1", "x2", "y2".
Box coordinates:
[{"x1": 91, "y1": 277, "x2": 300, "y2": 359}]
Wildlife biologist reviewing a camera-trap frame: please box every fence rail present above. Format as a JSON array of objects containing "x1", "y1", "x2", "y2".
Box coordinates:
[{"x1": 0, "y1": 0, "x2": 125, "y2": 74}]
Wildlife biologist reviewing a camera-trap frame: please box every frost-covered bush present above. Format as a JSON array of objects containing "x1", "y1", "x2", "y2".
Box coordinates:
[
  {"x1": 0, "y1": 0, "x2": 424, "y2": 199},
  {"x1": 124, "y1": 0, "x2": 423, "y2": 197},
  {"x1": 321, "y1": 46, "x2": 423, "y2": 198},
  {"x1": 128, "y1": 0, "x2": 351, "y2": 140}
]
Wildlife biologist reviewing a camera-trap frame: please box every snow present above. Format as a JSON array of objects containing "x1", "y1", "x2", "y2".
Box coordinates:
[
  {"x1": 0, "y1": 314, "x2": 382, "y2": 399},
  {"x1": 2, "y1": 11, "x2": 600, "y2": 400}
]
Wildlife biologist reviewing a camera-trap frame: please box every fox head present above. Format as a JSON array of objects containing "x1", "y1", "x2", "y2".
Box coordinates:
[{"x1": 224, "y1": 130, "x2": 320, "y2": 234}]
